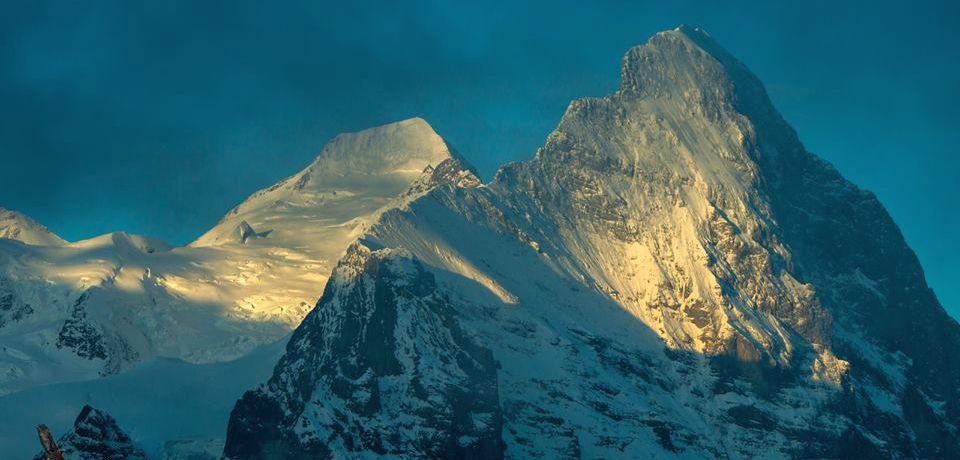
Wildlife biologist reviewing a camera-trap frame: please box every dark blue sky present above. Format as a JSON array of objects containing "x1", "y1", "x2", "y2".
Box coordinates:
[{"x1": 1, "y1": 1, "x2": 957, "y2": 315}]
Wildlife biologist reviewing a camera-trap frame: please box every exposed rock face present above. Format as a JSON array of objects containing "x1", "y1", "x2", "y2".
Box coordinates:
[
  {"x1": 0, "y1": 276, "x2": 34, "y2": 328},
  {"x1": 33, "y1": 405, "x2": 146, "y2": 460},
  {"x1": 233, "y1": 220, "x2": 270, "y2": 244},
  {"x1": 224, "y1": 27, "x2": 960, "y2": 458},
  {"x1": 404, "y1": 157, "x2": 483, "y2": 197},
  {"x1": 225, "y1": 244, "x2": 501, "y2": 459},
  {"x1": 55, "y1": 291, "x2": 110, "y2": 361}
]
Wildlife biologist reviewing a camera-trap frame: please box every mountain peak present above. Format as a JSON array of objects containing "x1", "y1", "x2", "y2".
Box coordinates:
[
  {"x1": 619, "y1": 26, "x2": 748, "y2": 95},
  {"x1": 302, "y1": 117, "x2": 457, "y2": 181},
  {"x1": 0, "y1": 208, "x2": 66, "y2": 246},
  {"x1": 618, "y1": 26, "x2": 782, "y2": 129},
  {"x1": 192, "y1": 117, "x2": 477, "y2": 247},
  {"x1": 659, "y1": 24, "x2": 711, "y2": 40}
]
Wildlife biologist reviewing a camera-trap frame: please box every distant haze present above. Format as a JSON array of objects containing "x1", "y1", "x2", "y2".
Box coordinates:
[{"x1": 1, "y1": 1, "x2": 957, "y2": 316}]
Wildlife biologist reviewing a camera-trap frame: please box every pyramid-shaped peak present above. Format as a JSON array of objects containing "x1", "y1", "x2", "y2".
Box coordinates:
[
  {"x1": 657, "y1": 25, "x2": 749, "y2": 71},
  {"x1": 642, "y1": 25, "x2": 725, "y2": 60},
  {"x1": 662, "y1": 24, "x2": 711, "y2": 39},
  {"x1": 619, "y1": 26, "x2": 755, "y2": 94},
  {"x1": 616, "y1": 27, "x2": 779, "y2": 126}
]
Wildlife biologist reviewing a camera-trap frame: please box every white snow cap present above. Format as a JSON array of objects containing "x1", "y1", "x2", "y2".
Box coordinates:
[
  {"x1": 0, "y1": 208, "x2": 66, "y2": 246},
  {"x1": 302, "y1": 117, "x2": 455, "y2": 179},
  {"x1": 192, "y1": 117, "x2": 464, "y2": 247}
]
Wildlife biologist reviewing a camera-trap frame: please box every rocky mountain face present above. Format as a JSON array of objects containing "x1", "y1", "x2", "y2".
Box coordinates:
[
  {"x1": 0, "y1": 118, "x2": 478, "y2": 395},
  {"x1": 224, "y1": 245, "x2": 500, "y2": 459},
  {"x1": 33, "y1": 404, "x2": 147, "y2": 460},
  {"x1": 224, "y1": 27, "x2": 960, "y2": 458}
]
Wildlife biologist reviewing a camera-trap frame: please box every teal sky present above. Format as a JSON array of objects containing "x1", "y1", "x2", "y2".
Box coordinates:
[{"x1": 0, "y1": 1, "x2": 956, "y2": 316}]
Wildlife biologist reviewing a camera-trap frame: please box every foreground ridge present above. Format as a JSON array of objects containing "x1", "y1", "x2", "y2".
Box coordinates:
[{"x1": 32, "y1": 405, "x2": 146, "y2": 460}]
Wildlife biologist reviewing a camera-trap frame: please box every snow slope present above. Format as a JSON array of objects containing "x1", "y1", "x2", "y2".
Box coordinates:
[
  {"x1": 0, "y1": 118, "x2": 479, "y2": 396},
  {"x1": 192, "y1": 117, "x2": 466, "y2": 248},
  {"x1": 225, "y1": 27, "x2": 960, "y2": 459}
]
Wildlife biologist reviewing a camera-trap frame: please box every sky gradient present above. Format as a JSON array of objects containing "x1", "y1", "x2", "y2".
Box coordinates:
[{"x1": 1, "y1": 1, "x2": 957, "y2": 316}]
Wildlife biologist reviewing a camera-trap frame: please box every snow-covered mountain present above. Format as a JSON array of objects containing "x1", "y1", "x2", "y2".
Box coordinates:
[
  {"x1": 0, "y1": 118, "x2": 478, "y2": 395},
  {"x1": 192, "y1": 117, "x2": 475, "y2": 248},
  {"x1": 224, "y1": 27, "x2": 960, "y2": 458},
  {"x1": 0, "y1": 208, "x2": 66, "y2": 247}
]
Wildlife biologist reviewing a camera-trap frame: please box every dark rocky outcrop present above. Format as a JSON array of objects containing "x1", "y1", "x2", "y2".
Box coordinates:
[{"x1": 33, "y1": 405, "x2": 146, "y2": 460}]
